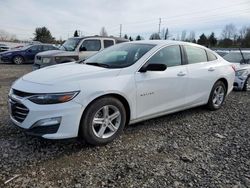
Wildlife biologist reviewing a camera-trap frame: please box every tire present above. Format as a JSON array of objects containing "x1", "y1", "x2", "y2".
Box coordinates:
[
  {"x1": 79, "y1": 97, "x2": 126, "y2": 145},
  {"x1": 242, "y1": 76, "x2": 250, "y2": 91},
  {"x1": 207, "y1": 81, "x2": 226, "y2": 111},
  {"x1": 13, "y1": 55, "x2": 24, "y2": 64}
]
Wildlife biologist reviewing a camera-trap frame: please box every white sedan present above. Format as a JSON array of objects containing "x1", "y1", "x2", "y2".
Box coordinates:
[{"x1": 8, "y1": 41, "x2": 235, "y2": 145}]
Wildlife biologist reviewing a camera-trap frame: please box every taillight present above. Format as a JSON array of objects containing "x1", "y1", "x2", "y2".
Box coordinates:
[{"x1": 231, "y1": 65, "x2": 236, "y2": 72}]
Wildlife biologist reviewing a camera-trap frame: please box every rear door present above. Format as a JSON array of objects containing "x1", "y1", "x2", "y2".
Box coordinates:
[
  {"x1": 184, "y1": 45, "x2": 219, "y2": 105},
  {"x1": 135, "y1": 45, "x2": 189, "y2": 119},
  {"x1": 78, "y1": 39, "x2": 101, "y2": 60}
]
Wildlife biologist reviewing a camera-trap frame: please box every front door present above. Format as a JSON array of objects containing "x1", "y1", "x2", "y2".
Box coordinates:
[
  {"x1": 135, "y1": 45, "x2": 188, "y2": 119},
  {"x1": 78, "y1": 39, "x2": 102, "y2": 60}
]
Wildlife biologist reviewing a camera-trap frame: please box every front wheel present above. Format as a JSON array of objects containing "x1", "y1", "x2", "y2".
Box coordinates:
[
  {"x1": 243, "y1": 76, "x2": 250, "y2": 91},
  {"x1": 13, "y1": 55, "x2": 24, "y2": 64},
  {"x1": 79, "y1": 97, "x2": 126, "y2": 145},
  {"x1": 207, "y1": 81, "x2": 226, "y2": 110}
]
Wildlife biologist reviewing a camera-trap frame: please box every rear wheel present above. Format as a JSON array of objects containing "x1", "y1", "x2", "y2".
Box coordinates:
[
  {"x1": 13, "y1": 56, "x2": 24, "y2": 64},
  {"x1": 79, "y1": 97, "x2": 126, "y2": 145},
  {"x1": 207, "y1": 81, "x2": 226, "y2": 110},
  {"x1": 243, "y1": 76, "x2": 250, "y2": 91}
]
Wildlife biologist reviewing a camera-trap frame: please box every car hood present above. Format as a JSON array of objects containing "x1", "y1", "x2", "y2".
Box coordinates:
[
  {"x1": 37, "y1": 50, "x2": 78, "y2": 57},
  {"x1": 22, "y1": 62, "x2": 121, "y2": 85}
]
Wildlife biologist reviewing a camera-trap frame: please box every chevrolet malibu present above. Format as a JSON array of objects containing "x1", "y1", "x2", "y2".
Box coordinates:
[{"x1": 8, "y1": 41, "x2": 235, "y2": 145}]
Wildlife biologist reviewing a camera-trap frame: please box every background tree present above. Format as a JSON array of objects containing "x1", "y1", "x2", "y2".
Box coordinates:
[
  {"x1": 197, "y1": 33, "x2": 208, "y2": 46},
  {"x1": 74, "y1": 30, "x2": 79, "y2": 37},
  {"x1": 181, "y1": 30, "x2": 186, "y2": 41},
  {"x1": 208, "y1": 32, "x2": 217, "y2": 47},
  {"x1": 124, "y1": 34, "x2": 128, "y2": 39},
  {"x1": 221, "y1": 24, "x2": 237, "y2": 40},
  {"x1": 0, "y1": 29, "x2": 17, "y2": 41},
  {"x1": 33, "y1": 27, "x2": 55, "y2": 43},
  {"x1": 241, "y1": 27, "x2": 250, "y2": 47},
  {"x1": 149, "y1": 33, "x2": 160, "y2": 40},
  {"x1": 188, "y1": 31, "x2": 196, "y2": 42},
  {"x1": 136, "y1": 35, "x2": 142, "y2": 40},
  {"x1": 164, "y1": 28, "x2": 169, "y2": 40},
  {"x1": 100, "y1": 27, "x2": 108, "y2": 36},
  {"x1": 129, "y1": 36, "x2": 133, "y2": 41}
]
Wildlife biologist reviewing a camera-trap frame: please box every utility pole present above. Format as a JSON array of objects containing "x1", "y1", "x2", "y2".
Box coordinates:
[
  {"x1": 158, "y1": 18, "x2": 161, "y2": 35},
  {"x1": 119, "y1": 24, "x2": 122, "y2": 38}
]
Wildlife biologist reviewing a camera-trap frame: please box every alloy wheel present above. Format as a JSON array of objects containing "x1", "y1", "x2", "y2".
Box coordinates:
[
  {"x1": 13, "y1": 56, "x2": 23, "y2": 64},
  {"x1": 92, "y1": 105, "x2": 121, "y2": 139},
  {"x1": 212, "y1": 85, "x2": 225, "y2": 108}
]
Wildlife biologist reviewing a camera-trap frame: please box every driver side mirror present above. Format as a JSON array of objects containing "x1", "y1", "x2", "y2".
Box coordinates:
[{"x1": 139, "y1": 63, "x2": 167, "y2": 73}]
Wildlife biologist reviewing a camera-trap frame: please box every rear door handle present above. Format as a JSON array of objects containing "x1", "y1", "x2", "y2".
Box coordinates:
[
  {"x1": 208, "y1": 67, "x2": 215, "y2": 71},
  {"x1": 177, "y1": 72, "x2": 186, "y2": 76}
]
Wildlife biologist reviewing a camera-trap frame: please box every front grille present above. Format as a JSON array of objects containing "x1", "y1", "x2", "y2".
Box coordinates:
[{"x1": 9, "y1": 98, "x2": 29, "y2": 123}]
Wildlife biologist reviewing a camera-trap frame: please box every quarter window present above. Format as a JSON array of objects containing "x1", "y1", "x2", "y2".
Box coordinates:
[
  {"x1": 104, "y1": 40, "x2": 114, "y2": 48},
  {"x1": 147, "y1": 45, "x2": 182, "y2": 67},
  {"x1": 80, "y1": 40, "x2": 101, "y2": 51},
  {"x1": 185, "y1": 45, "x2": 207, "y2": 64},
  {"x1": 206, "y1": 50, "x2": 217, "y2": 61}
]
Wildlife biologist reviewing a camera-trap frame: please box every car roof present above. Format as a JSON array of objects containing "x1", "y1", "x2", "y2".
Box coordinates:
[
  {"x1": 68, "y1": 36, "x2": 129, "y2": 41},
  {"x1": 127, "y1": 40, "x2": 208, "y2": 48}
]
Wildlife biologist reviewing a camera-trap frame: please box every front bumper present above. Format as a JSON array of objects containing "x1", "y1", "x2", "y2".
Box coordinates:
[
  {"x1": 233, "y1": 75, "x2": 247, "y2": 90},
  {"x1": 8, "y1": 94, "x2": 84, "y2": 139}
]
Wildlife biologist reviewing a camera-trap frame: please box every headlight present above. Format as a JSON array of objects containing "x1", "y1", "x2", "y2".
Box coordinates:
[
  {"x1": 28, "y1": 91, "x2": 80, "y2": 104},
  {"x1": 42, "y1": 57, "x2": 51, "y2": 63},
  {"x1": 235, "y1": 69, "x2": 248, "y2": 77}
]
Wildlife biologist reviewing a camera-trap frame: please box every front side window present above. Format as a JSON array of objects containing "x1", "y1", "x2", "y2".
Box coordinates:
[
  {"x1": 147, "y1": 45, "x2": 182, "y2": 67},
  {"x1": 84, "y1": 43, "x2": 155, "y2": 68},
  {"x1": 80, "y1": 40, "x2": 101, "y2": 51},
  {"x1": 185, "y1": 45, "x2": 207, "y2": 64},
  {"x1": 60, "y1": 38, "x2": 81, "y2": 51},
  {"x1": 104, "y1": 40, "x2": 114, "y2": 48}
]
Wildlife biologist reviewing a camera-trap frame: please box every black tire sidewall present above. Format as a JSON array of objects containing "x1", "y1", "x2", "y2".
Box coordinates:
[
  {"x1": 80, "y1": 97, "x2": 126, "y2": 145},
  {"x1": 207, "y1": 81, "x2": 226, "y2": 110}
]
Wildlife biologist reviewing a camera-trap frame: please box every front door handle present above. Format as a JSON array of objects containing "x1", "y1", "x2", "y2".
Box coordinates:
[
  {"x1": 177, "y1": 72, "x2": 186, "y2": 76},
  {"x1": 208, "y1": 67, "x2": 215, "y2": 71}
]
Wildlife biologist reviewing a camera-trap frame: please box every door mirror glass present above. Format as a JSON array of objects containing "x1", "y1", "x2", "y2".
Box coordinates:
[{"x1": 140, "y1": 63, "x2": 167, "y2": 72}]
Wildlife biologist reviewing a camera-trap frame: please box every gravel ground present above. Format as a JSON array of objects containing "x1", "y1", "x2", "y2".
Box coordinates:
[{"x1": 0, "y1": 64, "x2": 249, "y2": 188}]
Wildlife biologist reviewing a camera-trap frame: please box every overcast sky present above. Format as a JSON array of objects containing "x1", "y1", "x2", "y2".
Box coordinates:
[{"x1": 0, "y1": 0, "x2": 250, "y2": 40}]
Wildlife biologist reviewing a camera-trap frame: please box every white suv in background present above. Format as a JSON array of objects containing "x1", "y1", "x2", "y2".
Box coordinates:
[
  {"x1": 223, "y1": 51, "x2": 250, "y2": 91},
  {"x1": 8, "y1": 41, "x2": 235, "y2": 145}
]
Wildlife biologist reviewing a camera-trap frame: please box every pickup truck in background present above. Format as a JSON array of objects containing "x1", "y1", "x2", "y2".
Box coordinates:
[{"x1": 33, "y1": 36, "x2": 129, "y2": 70}]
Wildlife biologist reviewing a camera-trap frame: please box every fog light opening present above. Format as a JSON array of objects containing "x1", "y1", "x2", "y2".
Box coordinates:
[{"x1": 33, "y1": 117, "x2": 61, "y2": 127}]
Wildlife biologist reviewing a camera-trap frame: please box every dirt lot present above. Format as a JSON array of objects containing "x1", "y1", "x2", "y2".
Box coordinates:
[{"x1": 0, "y1": 64, "x2": 249, "y2": 188}]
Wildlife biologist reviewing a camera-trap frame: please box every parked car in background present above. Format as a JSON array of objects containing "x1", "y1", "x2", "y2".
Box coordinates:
[
  {"x1": 33, "y1": 36, "x2": 129, "y2": 70},
  {"x1": 0, "y1": 44, "x2": 58, "y2": 64},
  {"x1": 9, "y1": 41, "x2": 234, "y2": 145},
  {"x1": 223, "y1": 50, "x2": 250, "y2": 91},
  {"x1": 214, "y1": 50, "x2": 229, "y2": 57},
  {"x1": 0, "y1": 43, "x2": 10, "y2": 52}
]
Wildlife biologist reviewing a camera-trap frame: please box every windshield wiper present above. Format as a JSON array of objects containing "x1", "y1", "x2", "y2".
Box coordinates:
[{"x1": 85, "y1": 62, "x2": 110, "y2": 68}]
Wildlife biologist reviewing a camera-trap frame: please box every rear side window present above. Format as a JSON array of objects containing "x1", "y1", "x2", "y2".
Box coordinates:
[
  {"x1": 185, "y1": 45, "x2": 207, "y2": 64},
  {"x1": 206, "y1": 50, "x2": 217, "y2": 61},
  {"x1": 43, "y1": 45, "x2": 54, "y2": 51},
  {"x1": 80, "y1": 40, "x2": 101, "y2": 51},
  {"x1": 147, "y1": 45, "x2": 182, "y2": 67},
  {"x1": 104, "y1": 40, "x2": 114, "y2": 48}
]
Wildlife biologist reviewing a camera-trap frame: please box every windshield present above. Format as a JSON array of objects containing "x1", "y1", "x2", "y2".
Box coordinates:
[
  {"x1": 60, "y1": 38, "x2": 81, "y2": 51},
  {"x1": 223, "y1": 52, "x2": 250, "y2": 63},
  {"x1": 84, "y1": 43, "x2": 155, "y2": 68}
]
